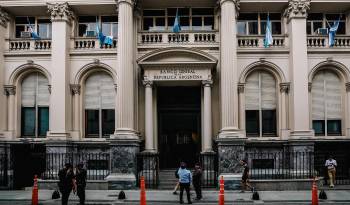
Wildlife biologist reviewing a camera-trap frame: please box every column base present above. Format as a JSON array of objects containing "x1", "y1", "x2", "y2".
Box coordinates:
[
  {"x1": 217, "y1": 138, "x2": 246, "y2": 174},
  {"x1": 105, "y1": 173, "x2": 136, "y2": 190},
  {"x1": 1, "y1": 131, "x2": 15, "y2": 140},
  {"x1": 70, "y1": 131, "x2": 80, "y2": 141},
  {"x1": 289, "y1": 130, "x2": 314, "y2": 139},
  {"x1": 281, "y1": 129, "x2": 290, "y2": 140},
  {"x1": 218, "y1": 127, "x2": 245, "y2": 138},
  {"x1": 46, "y1": 131, "x2": 71, "y2": 140},
  {"x1": 111, "y1": 128, "x2": 139, "y2": 140}
]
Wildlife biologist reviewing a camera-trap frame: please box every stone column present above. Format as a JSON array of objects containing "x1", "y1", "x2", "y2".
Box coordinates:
[
  {"x1": 202, "y1": 80, "x2": 213, "y2": 152},
  {"x1": 4, "y1": 86, "x2": 15, "y2": 138},
  {"x1": 113, "y1": 0, "x2": 138, "y2": 139},
  {"x1": 284, "y1": 0, "x2": 314, "y2": 139},
  {"x1": 218, "y1": 0, "x2": 242, "y2": 138},
  {"x1": 0, "y1": 7, "x2": 9, "y2": 138},
  {"x1": 46, "y1": 2, "x2": 74, "y2": 140},
  {"x1": 70, "y1": 84, "x2": 81, "y2": 140},
  {"x1": 280, "y1": 83, "x2": 290, "y2": 139},
  {"x1": 143, "y1": 80, "x2": 155, "y2": 152},
  {"x1": 346, "y1": 83, "x2": 350, "y2": 137},
  {"x1": 238, "y1": 83, "x2": 245, "y2": 131},
  {"x1": 106, "y1": 0, "x2": 139, "y2": 190}
]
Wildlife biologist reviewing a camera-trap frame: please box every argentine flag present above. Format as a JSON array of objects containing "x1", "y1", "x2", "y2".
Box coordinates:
[
  {"x1": 264, "y1": 14, "x2": 273, "y2": 48},
  {"x1": 27, "y1": 17, "x2": 40, "y2": 40},
  {"x1": 96, "y1": 24, "x2": 113, "y2": 46},
  {"x1": 172, "y1": 8, "x2": 181, "y2": 33},
  {"x1": 329, "y1": 18, "x2": 340, "y2": 47}
]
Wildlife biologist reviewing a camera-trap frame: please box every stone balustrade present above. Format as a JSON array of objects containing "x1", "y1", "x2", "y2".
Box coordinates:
[
  {"x1": 237, "y1": 35, "x2": 287, "y2": 48},
  {"x1": 307, "y1": 35, "x2": 350, "y2": 48},
  {"x1": 139, "y1": 31, "x2": 218, "y2": 45},
  {"x1": 72, "y1": 37, "x2": 117, "y2": 50},
  {"x1": 8, "y1": 39, "x2": 52, "y2": 51}
]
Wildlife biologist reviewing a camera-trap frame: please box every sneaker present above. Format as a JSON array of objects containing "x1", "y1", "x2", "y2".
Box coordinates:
[{"x1": 173, "y1": 191, "x2": 178, "y2": 195}]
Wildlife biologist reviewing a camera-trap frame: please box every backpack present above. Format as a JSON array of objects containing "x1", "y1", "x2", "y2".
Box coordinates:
[
  {"x1": 118, "y1": 190, "x2": 126, "y2": 200},
  {"x1": 175, "y1": 169, "x2": 179, "y2": 178},
  {"x1": 52, "y1": 190, "x2": 60, "y2": 199}
]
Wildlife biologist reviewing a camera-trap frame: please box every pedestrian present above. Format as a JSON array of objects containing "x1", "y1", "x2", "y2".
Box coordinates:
[
  {"x1": 177, "y1": 162, "x2": 192, "y2": 204},
  {"x1": 75, "y1": 162, "x2": 87, "y2": 205},
  {"x1": 192, "y1": 163, "x2": 202, "y2": 200},
  {"x1": 173, "y1": 166, "x2": 180, "y2": 195},
  {"x1": 239, "y1": 160, "x2": 254, "y2": 193},
  {"x1": 325, "y1": 155, "x2": 337, "y2": 188},
  {"x1": 58, "y1": 163, "x2": 75, "y2": 205}
]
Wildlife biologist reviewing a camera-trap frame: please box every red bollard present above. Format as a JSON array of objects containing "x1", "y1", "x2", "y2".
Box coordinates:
[
  {"x1": 32, "y1": 175, "x2": 38, "y2": 205},
  {"x1": 140, "y1": 176, "x2": 146, "y2": 205},
  {"x1": 219, "y1": 176, "x2": 224, "y2": 205},
  {"x1": 312, "y1": 178, "x2": 319, "y2": 205}
]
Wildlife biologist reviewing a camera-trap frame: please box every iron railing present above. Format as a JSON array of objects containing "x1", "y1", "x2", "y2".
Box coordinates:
[
  {"x1": 0, "y1": 153, "x2": 9, "y2": 187},
  {"x1": 136, "y1": 152, "x2": 159, "y2": 189},
  {"x1": 200, "y1": 152, "x2": 218, "y2": 188},
  {"x1": 43, "y1": 152, "x2": 110, "y2": 180},
  {"x1": 245, "y1": 151, "x2": 315, "y2": 180}
]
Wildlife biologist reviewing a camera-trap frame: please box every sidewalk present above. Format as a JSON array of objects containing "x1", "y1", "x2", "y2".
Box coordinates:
[{"x1": 0, "y1": 189, "x2": 350, "y2": 204}]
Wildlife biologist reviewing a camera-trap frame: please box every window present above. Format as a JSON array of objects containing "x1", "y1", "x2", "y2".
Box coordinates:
[
  {"x1": 238, "y1": 13, "x2": 282, "y2": 35},
  {"x1": 78, "y1": 16, "x2": 97, "y2": 37},
  {"x1": 312, "y1": 70, "x2": 342, "y2": 136},
  {"x1": 142, "y1": 8, "x2": 214, "y2": 31},
  {"x1": 245, "y1": 71, "x2": 277, "y2": 137},
  {"x1": 21, "y1": 73, "x2": 50, "y2": 137},
  {"x1": 84, "y1": 73, "x2": 115, "y2": 138},
  {"x1": 15, "y1": 17, "x2": 52, "y2": 39},
  {"x1": 101, "y1": 16, "x2": 118, "y2": 37},
  {"x1": 15, "y1": 17, "x2": 35, "y2": 38},
  {"x1": 307, "y1": 13, "x2": 346, "y2": 35},
  {"x1": 37, "y1": 19, "x2": 52, "y2": 39}
]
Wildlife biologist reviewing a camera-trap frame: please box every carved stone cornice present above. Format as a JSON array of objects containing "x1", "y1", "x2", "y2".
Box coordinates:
[
  {"x1": 283, "y1": 0, "x2": 310, "y2": 20},
  {"x1": 217, "y1": 0, "x2": 240, "y2": 14},
  {"x1": 0, "y1": 7, "x2": 10, "y2": 28},
  {"x1": 47, "y1": 2, "x2": 75, "y2": 23},
  {"x1": 346, "y1": 82, "x2": 350, "y2": 92},
  {"x1": 237, "y1": 83, "x2": 245, "y2": 94},
  {"x1": 142, "y1": 80, "x2": 153, "y2": 87},
  {"x1": 70, "y1": 84, "x2": 81, "y2": 95},
  {"x1": 279, "y1": 82, "x2": 290, "y2": 94},
  {"x1": 4, "y1": 85, "x2": 16, "y2": 96},
  {"x1": 116, "y1": 0, "x2": 136, "y2": 7}
]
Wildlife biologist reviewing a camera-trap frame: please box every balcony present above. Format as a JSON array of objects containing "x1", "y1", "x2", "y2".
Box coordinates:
[
  {"x1": 237, "y1": 35, "x2": 288, "y2": 49},
  {"x1": 307, "y1": 35, "x2": 350, "y2": 48},
  {"x1": 7, "y1": 39, "x2": 52, "y2": 51},
  {"x1": 138, "y1": 31, "x2": 219, "y2": 48}
]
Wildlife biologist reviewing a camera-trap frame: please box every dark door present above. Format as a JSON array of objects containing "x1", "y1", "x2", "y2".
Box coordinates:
[
  {"x1": 157, "y1": 86, "x2": 201, "y2": 169},
  {"x1": 11, "y1": 144, "x2": 46, "y2": 189}
]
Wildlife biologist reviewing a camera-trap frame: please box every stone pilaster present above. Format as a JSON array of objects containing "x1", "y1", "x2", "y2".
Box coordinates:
[
  {"x1": 284, "y1": 0, "x2": 313, "y2": 139},
  {"x1": 0, "y1": 7, "x2": 9, "y2": 138},
  {"x1": 346, "y1": 82, "x2": 350, "y2": 137},
  {"x1": 238, "y1": 83, "x2": 245, "y2": 131},
  {"x1": 218, "y1": 0, "x2": 242, "y2": 139},
  {"x1": 70, "y1": 84, "x2": 81, "y2": 140},
  {"x1": 280, "y1": 83, "x2": 290, "y2": 139},
  {"x1": 46, "y1": 2, "x2": 74, "y2": 140},
  {"x1": 202, "y1": 79, "x2": 213, "y2": 152},
  {"x1": 3, "y1": 86, "x2": 15, "y2": 139},
  {"x1": 143, "y1": 80, "x2": 155, "y2": 152}
]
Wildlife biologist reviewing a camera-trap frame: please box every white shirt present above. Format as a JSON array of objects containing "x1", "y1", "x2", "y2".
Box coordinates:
[{"x1": 325, "y1": 159, "x2": 337, "y2": 170}]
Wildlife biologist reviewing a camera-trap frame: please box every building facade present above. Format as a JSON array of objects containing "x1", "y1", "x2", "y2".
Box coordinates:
[{"x1": 0, "y1": 0, "x2": 350, "y2": 189}]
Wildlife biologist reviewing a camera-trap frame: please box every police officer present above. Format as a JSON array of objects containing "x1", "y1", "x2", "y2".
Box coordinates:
[{"x1": 75, "y1": 162, "x2": 87, "y2": 205}]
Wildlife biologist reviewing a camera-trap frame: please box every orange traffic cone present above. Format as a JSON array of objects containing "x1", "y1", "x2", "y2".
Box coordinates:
[
  {"x1": 312, "y1": 178, "x2": 319, "y2": 205},
  {"x1": 219, "y1": 176, "x2": 224, "y2": 205},
  {"x1": 140, "y1": 176, "x2": 146, "y2": 205},
  {"x1": 32, "y1": 175, "x2": 38, "y2": 205}
]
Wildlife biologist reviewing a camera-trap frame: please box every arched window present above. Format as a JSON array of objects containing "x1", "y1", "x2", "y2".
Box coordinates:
[
  {"x1": 245, "y1": 71, "x2": 277, "y2": 137},
  {"x1": 84, "y1": 73, "x2": 115, "y2": 138},
  {"x1": 312, "y1": 70, "x2": 342, "y2": 136},
  {"x1": 21, "y1": 72, "x2": 50, "y2": 137}
]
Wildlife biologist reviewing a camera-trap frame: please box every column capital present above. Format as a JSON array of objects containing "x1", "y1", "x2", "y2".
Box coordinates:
[
  {"x1": 237, "y1": 83, "x2": 245, "y2": 94},
  {"x1": 346, "y1": 82, "x2": 350, "y2": 92},
  {"x1": 70, "y1": 84, "x2": 81, "y2": 95},
  {"x1": 47, "y1": 2, "x2": 75, "y2": 23},
  {"x1": 0, "y1": 7, "x2": 10, "y2": 28},
  {"x1": 217, "y1": 0, "x2": 240, "y2": 14},
  {"x1": 116, "y1": 0, "x2": 136, "y2": 7},
  {"x1": 142, "y1": 80, "x2": 153, "y2": 87},
  {"x1": 280, "y1": 82, "x2": 290, "y2": 93},
  {"x1": 4, "y1": 85, "x2": 16, "y2": 96},
  {"x1": 202, "y1": 79, "x2": 213, "y2": 87},
  {"x1": 283, "y1": 0, "x2": 310, "y2": 21}
]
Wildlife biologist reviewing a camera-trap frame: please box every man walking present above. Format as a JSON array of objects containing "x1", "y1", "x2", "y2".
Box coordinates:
[
  {"x1": 177, "y1": 162, "x2": 192, "y2": 204},
  {"x1": 239, "y1": 160, "x2": 254, "y2": 193},
  {"x1": 58, "y1": 163, "x2": 75, "y2": 205},
  {"x1": 192, "y1": 163, "x2": 202, "y2": 200},
  {"x1": 325, "y1": 155, "x2": 337, "y2": 188},
  {"x1": 75, "y1": 162, "x2": 87, "y2": 205}
]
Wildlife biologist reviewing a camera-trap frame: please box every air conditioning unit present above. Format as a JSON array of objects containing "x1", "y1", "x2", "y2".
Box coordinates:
[
  {"x1": 85, "y1": 30, "x2": 96, "y2": 37},
  {"x1": 316, "y1": 28, "x2": 329, "y2": 35},
  {"x1": 20, "y1": 31, "x2": 32, "y2": 38}
]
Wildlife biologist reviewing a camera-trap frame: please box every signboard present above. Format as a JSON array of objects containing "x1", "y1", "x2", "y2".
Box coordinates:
[{"x1": 145, "y1": 68, "x2": 210, "y2": 81}]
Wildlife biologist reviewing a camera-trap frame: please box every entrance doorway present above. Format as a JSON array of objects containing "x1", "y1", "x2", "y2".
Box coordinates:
[
  {"x1": 157, "y1": 86, "x2": 201, "y2": 168},
  {"x1": 11, "y1": 144, "x2": 46, "y2": 189}
]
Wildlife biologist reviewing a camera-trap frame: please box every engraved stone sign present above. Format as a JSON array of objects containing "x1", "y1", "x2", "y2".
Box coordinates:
[{"x1": 145, "y1": 68, "x2": 211, "y2": 81}]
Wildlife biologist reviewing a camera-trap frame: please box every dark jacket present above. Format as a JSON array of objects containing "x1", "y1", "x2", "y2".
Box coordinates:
[
  {"x1": 58, "y1": 168, "x2": 75, "y2": 192},
  {"x1": 193, "y1": 168, "x2": 202, "y2": 185},
  {"x1": 75, "y1": 168, "x2": 87, "y2": 187}
]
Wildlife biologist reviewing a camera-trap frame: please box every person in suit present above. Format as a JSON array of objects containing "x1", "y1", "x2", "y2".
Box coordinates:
[
  {"x1": 58, "y1": 163, "x2": 75, "y2": 205},
  {"x1": 75, "y1": 162, "x2": 87, "y2": 205}
]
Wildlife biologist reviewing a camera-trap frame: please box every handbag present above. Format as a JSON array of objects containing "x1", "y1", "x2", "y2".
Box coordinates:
[{"x1": 52, "y1": 190, "x2": 60, "y2": 199}]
